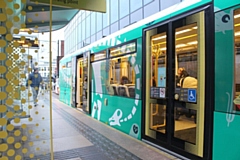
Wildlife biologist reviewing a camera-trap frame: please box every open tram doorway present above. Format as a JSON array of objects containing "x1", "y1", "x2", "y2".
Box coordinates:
[
  {"x1": 76, "y1": 52, "x2": 90, "y2": 113},
  {"x1": 142, "y1": 8, "x2": 212, "y2": 159},
  {"x1": 76, "y1": 57, "x2": 84, "y2": 109}
]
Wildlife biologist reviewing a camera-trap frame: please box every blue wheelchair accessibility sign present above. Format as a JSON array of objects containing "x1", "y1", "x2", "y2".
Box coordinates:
[{"x1": 188, "y1": 89, "x2": 196, "y2": 102}]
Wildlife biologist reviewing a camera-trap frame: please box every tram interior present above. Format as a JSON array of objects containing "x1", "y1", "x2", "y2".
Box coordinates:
[{"x1": 76, "y1": 58, "x2": 84, "y2": 109}]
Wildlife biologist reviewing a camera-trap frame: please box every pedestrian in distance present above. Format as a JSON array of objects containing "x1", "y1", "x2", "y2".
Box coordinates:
[{"x1": 26, "y1": 68, "x2": 43, "y2": 106}]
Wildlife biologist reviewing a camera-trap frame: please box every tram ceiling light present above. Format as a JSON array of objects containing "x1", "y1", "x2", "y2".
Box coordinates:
[
  {"x1": 176, "y1": 29, "x2": 191, "y2": 35},
  {"x1": 187, "y1": 41, "x2": 198, "y2": 45},
  {"x1": 234, "y1": 14, "x2": 240, "y2": 19},
  {"x1": 235, "y1": 31, "x2": 240, "y2": 36},
  {"x1": 176, "y1": 34, "x2": 197, "y2": 41},
  {"x1": 152, "y1": 35, "x2": 166, "y2": 41},
  {"x1": 176, "y1": 44, "x2": 187, "y2": 48}
]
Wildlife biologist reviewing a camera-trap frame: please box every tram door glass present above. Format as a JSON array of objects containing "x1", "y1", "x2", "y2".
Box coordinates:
[
  {"x1": 145, "y1": 25, "x2": 168, "y2": 140},
  {"x1": 174, "y1": 23, "x2": 198, "y2": 144},
  {"x1": 234, "y1": 8, "x2": 240, "y2": 111},
  {"x1": 150, "y1": 32, "x2": 167, "y2": 134},
  {"x1": 173, "y1": 12, "x2": 205, "y2": 157}
]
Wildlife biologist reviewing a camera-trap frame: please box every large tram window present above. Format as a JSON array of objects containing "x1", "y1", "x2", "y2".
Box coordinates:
[
  {"x1": 109, "y1": 42, "x2": 136, "y2": 98},
  {"x1": 234, "y1": 9, "x2": 240, "y2": 111},
  {"x1": 91, "y1": 51, "x2": 106, "y2": 62}
]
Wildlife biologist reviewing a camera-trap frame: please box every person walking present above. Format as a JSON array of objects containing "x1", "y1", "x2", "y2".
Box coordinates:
[{"x1": 26, "y1": 68, "x2": 43, "y2": 106}]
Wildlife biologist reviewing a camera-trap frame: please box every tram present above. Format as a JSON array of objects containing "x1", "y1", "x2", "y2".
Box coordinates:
[{"x1": 59, "y1": 0, "x2": 240, "y2": 159}]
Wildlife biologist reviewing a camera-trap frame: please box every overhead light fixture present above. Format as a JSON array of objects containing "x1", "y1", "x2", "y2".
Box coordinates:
[
  {"x1": 160, "y1": 47, "x2": 167, "y2": 51},
  {"x1": 176, "y1": 44, "x2": 187, "y2": 48},
  {"x1": 176, "y1": 29, "x2": 191, "y2": 35},
  {"x1": 235, "y1": 31, "x2": 240, "y2": 36},
  {"x1": 152, "y1": 35, "x2": 166, "y2": 41},
  {"x1": 187, "y1": 41, "x2": 198, "y2": 45},
  {"x1": 234, "y1": 14, "x2": 240, "y2": 19}
]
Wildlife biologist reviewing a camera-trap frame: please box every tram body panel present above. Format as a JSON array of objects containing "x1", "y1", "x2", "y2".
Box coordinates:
[{"x1": 213, "y1": 4, "x2": 240, "y2": 160}]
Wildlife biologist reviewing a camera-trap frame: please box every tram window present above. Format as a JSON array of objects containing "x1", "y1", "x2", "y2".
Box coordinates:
[
  {"x1": 234, "y1": 9, "x2": 240, "y2": 111},
  {"x1": 109, "y1": 54, "x2": 136, "y2": 98},
  {"x1": 175, "y1": 23, "x2": 198, "y2": 102},
  {"x1": 110, "y1": 42, "x2": 136, "y2": 57},
  {"x1": 91, "y1": 50, "x2": 106, "y2": 62},
  {"x1": 91, "y1": 42, "x2": 137, "y2": 98},
  {"x1": 150, "y1": 32, "x2": 167, "y2": 98}
]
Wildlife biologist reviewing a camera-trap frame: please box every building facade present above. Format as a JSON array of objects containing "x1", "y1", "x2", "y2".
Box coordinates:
[{"x1": 64, "y1": 0, "x2": 182, "y2": 55}]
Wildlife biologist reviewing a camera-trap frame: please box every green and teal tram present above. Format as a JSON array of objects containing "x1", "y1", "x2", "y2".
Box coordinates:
[{"x1": 59, "y1": 0, "x2": 240, "y2": 159}]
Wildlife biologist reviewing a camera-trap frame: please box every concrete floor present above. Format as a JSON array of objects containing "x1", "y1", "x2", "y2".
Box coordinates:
[{"x1": 2, "y1": 91, "x2": 180, "y2": 160}]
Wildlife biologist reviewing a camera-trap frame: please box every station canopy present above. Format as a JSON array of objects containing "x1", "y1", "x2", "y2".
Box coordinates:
[{"x1": 26, "y1": 0, "x2": 106, "y2": 32}]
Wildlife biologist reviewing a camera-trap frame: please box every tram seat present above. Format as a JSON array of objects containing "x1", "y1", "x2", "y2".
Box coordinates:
[
  {"x1": 110, "y1": 84, "x2": 119, "y2": 95},
  {"x1": 128, "y1": 86, "x2": 135, "y2": 98},
  {"x1": 118, "y1": 85, "x2": 130, "y2": 97}
]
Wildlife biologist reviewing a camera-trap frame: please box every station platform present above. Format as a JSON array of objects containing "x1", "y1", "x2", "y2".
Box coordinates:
[
  {"x1": 5, "y1": 92, "x2": 181, "y2": 160},
  {"x1": 50, "y1": 94, "x2": 181, "y2": 160}
]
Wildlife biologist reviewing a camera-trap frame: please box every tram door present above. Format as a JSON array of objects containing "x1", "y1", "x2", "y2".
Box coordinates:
[
  {"x1": 76, "y1": 57, "x2": 84, "y2": 109},
  {"x1": 144, "y1": 11, "x2": 206, "y2": 157},
  {"x1": 76, "y1": 51, "x2": 90, "y2": 113}
]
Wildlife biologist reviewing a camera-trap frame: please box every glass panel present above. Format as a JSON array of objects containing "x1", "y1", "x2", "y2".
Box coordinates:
[
  {"x1": 110, "y1": 0, "x2": 119, "y2": 23},
  {"x1": 96, "y1": 13, "x2": 103, "y2": 32},
  {"x1": 86, "y1": 16, "x2": 90, "y2": 38},
  {"x1": 91, "y1": 51, "x2": 107, "y2": 62},
  {"x1": 150, "y1": 103, "x2": 166, "y2": 133},
  {"x1": 144, "y1": 0, "x2": 154, "y2": 5},
  {"x1": 150, "y1": 32, "x2": 167, "y2": 99},
  {"x1": 120, "y1": 0, "x2": 130, "y2": 18},
  {"x1": 144, "y1": 0, "x2": 160, "y2": 18},
  {"x1": 91, "y1": 13, "x2": 96, "y2": 35},
  {"x1": 111, "y1": 21, "x2": 119, "y2": 34},
  {"x1": 110, "y1": 42, "x2": 136, "y2": 57},
  {"x1": 234, "y1": 9, "x2": 240, "y2": 111},
  {"x1": 130, "y1": 0, "x2": 143, "y2": 12},
  {"x1": 130, "y1": 8, "x2": 143, "y2": 23},
  {"x1": 174, "y1": 23, "x2": 198, "y2": 144},
  {"x1": 120, "y1": 16, "x2": 130, "y2": 29},
  {"x1": 145, "y1": 26, "x2": 167, "y2": 139},
  {"x1": 160, "y1": 0, "x2": 181, "y2": 10},
  {"x1": 82, "y1": 20, "x2": 86, "y2": 40},
  {"x1": 103, "y1": 0, "x2": 110, "y2": 28}
]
